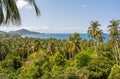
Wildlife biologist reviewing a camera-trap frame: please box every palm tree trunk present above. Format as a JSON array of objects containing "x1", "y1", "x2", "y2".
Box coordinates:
[
  {"x1": 114, "y1": 44, "x2": 119, "y2": 65},
  {"x1": 94, "y1": 41, "x2": 97, "y2": 56},
  {"x1": 116, "y1": 41, "x2": 120, "y2": 65}
]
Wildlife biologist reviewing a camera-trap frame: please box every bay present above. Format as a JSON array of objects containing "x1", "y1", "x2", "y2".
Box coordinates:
[{"x1": 22, "y1": 33, "x2": 110, "y2": 42}]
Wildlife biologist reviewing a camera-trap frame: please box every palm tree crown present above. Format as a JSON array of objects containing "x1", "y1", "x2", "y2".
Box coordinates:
[
  {"x1": 96, "y1": 29, "x2": 104, "y2": 43},
  {"x1": 108, "y1": 20, "x2": 120, "y2": 43},
  {"x1": 0, "y1": 0, "x2": 40, "y2": 25},
  {"x1": 88, "y1": 21, "x2": 101, "y2": 40}
]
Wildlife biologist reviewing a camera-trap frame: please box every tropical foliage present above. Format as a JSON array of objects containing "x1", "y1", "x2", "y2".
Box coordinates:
[
  {"x1": 0, "y1": 20, "x2": 120, "y2": 79},
  {"x1": 0, "y1": 0, "x2": 40, "y2": 25}
]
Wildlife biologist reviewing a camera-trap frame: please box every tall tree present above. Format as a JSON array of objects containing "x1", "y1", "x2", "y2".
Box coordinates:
[
  {"x1": 87, "y1": 21, "x2": 103, "y2": 55},
  {"x1": 96, "y1": 29, "x2": 104, "y2": 44},
  {"x1": 108, "y1": 19, "x2": 120, "y2": 65},
  {"x1": 0, "y1": 0, "x2": 40, "y2": 25},
  {"x1": 68, "y1": 33, "x2": 81, "y2": 58}
]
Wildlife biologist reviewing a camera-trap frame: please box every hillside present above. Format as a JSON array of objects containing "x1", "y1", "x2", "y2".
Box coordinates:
[
  {"x1": 9, "y1": 29, "x2": 40, "y2": 35},
  {"x1": 0, "y1": 31, "x2": 7, "y2": 34}
]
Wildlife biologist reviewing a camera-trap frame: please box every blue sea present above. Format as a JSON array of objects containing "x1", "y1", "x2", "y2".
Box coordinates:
[{"x1": 22, "y1": 33, "x2": 110, "y2": 42}]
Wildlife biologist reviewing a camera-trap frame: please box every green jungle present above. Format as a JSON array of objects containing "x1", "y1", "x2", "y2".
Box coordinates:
[
  {"x1": 0, "y1": 0, "x2": 120, "y2": 79},
  {"x1": 0, "y1": 20, "x2": 120, "y2": 79}
]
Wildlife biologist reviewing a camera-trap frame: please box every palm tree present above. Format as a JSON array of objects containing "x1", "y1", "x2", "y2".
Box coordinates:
[
  {"x1": 108, "y1": 19, "x2": 120, "y2": 65},
  {"x1": 0, "y1": 0, "x2": 40, "y2": 25},
  {"x1": 96, "y1": 29, "x2": 104, "y2": 44},
  {"x1": 68, "y1": 33, "x2": 81, "y2": 58},
  {"x1": 87, "y1": 21, "x2": 102, "y2": 55},
  {"x1": 88, "y1": 21, "x2": 101, "y2": 39}
]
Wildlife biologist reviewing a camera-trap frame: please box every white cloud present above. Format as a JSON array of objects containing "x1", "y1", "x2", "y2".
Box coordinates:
[
  {"x1": 0, "y1": 25, "x2": 84, "y2": 33},
  {"x1": 41, "y1": 26, "x2": 50, "y2": 29},
  {"x1": 33, "y1": 26, "x2": 82, "y2": 33},
  {"x1": 81, "y1": 4, "x2": 87, "y2": 8},
  {"x1": 16, "y1": 0, "x2": 32, "y2": 9}
]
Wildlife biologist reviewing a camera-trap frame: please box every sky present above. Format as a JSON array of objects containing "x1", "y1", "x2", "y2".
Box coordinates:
[{"x1": 0, "y1": 0, "x2": 120, "y2": 33}]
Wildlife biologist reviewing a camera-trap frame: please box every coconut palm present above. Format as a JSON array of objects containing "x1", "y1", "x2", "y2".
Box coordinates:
[
  {"x1": 96, "y1": 29, "x2": 104, "y2": 44},
  {"x1": 108, "y1": 20, "x2": 120, "y2": 43},
  {"x1": 0, "y1": 0, "x2": 40, "y2": 25},
  {"x1": 88, "y1": 21, "x2": 101, "y2": 39},
  {"x1": 87, "y1": 21, "x2": 102, "y2": 55},
  {"x1": 108, "y1": 19, "x2": 120, "y2": 65},
  {"x1": 68, "y1": 33, "x2": 81, "y2": 57}
]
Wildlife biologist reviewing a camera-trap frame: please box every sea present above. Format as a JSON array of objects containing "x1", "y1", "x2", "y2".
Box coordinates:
[{"x1": 22, "y1": 33, "x2": 110, "y2": 42}]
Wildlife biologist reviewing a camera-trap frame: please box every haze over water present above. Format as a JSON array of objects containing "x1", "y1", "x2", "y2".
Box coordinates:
[{"x1": 22, "y1": 33, "x2": 109, "y2": 42}]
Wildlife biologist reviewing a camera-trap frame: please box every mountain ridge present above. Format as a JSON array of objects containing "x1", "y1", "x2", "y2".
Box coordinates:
[
  {"x1": 0, "y1": 29, "x2": 41, "y2": 35},
  {"x1": 0, "y1": 31, "x2": 7, "y2": 34}
]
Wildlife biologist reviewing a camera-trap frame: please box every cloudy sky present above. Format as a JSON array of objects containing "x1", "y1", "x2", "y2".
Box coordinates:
[{"x1": 0, "y1": 0, "x2": 120, "y2": 33}]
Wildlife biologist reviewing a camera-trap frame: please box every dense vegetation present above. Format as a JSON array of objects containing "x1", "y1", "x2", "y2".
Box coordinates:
[{"x1": 0, "y1": 20, "x2": 120, "y2": 79}]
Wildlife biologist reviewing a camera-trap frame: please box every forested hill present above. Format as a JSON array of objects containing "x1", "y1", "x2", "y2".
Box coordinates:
[
  {"x1": 0, "y1": 29, "x2": 41, "y2": 35},
  {"x1": 0, "y1": 31, "x2": 7, "y2": 34},
  {"x1": 9, "y1": 29, "x2": 40, "y2": 35}
]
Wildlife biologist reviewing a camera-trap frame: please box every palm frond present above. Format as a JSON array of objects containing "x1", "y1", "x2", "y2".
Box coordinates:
[
  {"x1": 0, "y1": 0, "x2": 4, "y2": 25},
  {"x1": 26, "y1": 0, "x2": 40, "y2": 16},
  {"x1": 3, "y1": 0, "x2": 21, "y2": 25}
]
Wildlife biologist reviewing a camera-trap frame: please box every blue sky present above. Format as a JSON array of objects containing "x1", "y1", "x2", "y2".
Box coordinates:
[{"x1": 0, "y1": 0, "x2": 120, "y2": 33}]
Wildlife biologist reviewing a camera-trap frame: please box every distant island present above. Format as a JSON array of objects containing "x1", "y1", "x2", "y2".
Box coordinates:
[
  {"x1": 0, "y1": 29, "x2": 42, "y2": 35},
  {"x1": 0, "y1": 31, "x2": 8, "y2": 34}
]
